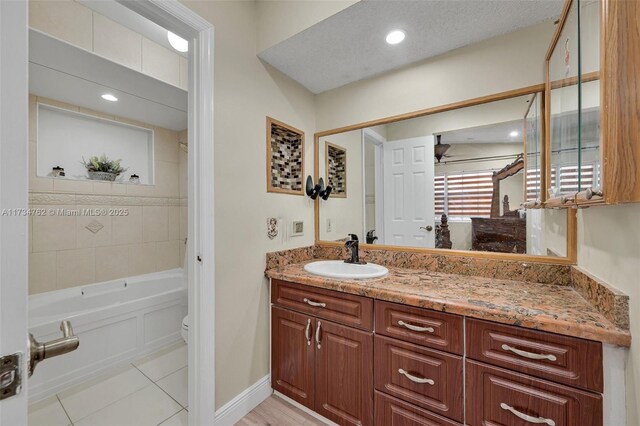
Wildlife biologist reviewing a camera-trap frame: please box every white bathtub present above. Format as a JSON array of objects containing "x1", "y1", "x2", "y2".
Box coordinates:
[{"x1": 28, "y1": 269, "x2": 187, "y2": 402}]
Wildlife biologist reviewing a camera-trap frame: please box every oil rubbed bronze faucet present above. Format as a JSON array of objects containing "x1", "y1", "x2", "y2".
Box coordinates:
[{"x1": 344, "y1": 234, "x2": 366, "y2": 264}]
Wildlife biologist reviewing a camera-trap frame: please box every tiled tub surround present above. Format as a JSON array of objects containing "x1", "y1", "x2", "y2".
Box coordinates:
[
  {"x1": 265, "y1": 246, "x2": 631, "y2": 346},
  {"x1": 28, "y1": 96, "x2": 188, "y2": 294}
]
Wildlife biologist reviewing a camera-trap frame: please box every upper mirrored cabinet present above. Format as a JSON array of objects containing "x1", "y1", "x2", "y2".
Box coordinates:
[
  {"x1": 545, "y1": 0, "x2": 640, "y2": 206},
  {"x1": 316, "y1": 93, "x2": 570, "y2": 258}
]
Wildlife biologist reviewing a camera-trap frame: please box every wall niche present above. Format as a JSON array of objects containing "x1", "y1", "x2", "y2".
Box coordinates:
[
  {"x1": 325, "y1": 142, "x2": 347, "y2": 197},
  {"x1": 267, "y1": 117, "x2": 304, "y2": 195}
]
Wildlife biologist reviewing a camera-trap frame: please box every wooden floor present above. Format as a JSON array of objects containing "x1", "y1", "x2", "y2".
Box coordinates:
[{"x1": 235, "y1": 395, "x2": 328, "y2": 426}]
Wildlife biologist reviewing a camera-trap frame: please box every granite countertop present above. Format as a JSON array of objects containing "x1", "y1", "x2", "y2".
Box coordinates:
[{"x1": 266, "y1": 261, "x2": 631, "y2": 347}]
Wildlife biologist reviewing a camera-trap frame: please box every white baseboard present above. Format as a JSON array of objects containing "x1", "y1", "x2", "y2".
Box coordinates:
[{"x1": 214, "y1": 374, "x2": 272, "y2": 425}]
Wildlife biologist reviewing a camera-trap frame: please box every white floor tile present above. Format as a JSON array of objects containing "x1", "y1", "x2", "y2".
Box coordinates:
[
  {"x1": 28, "y1": 396, "x2": 71, "y2": 426},
  {"x1": 158, "y1": 409, "x2": 188, "y2": 426},
  {"x1": 58, "y1": 365, "x2": 152, "y2": 422},
  {"x1": 134, "y1": 343, "x2": 187, "y2": 381},
  {"x1": 156, "y1": 367, "x2": 188, "y2": 407},
  {"x1": 74, "y1": 384, "x2": 182, "y2": 426}
]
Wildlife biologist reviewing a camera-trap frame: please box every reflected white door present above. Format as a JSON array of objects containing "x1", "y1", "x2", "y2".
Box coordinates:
[
  {"x1": 0, "y1": 0, "x2": 29, "y2": 424},
  {"x1": 383, "y1": 136, "x2": 435, "y2": 248}
]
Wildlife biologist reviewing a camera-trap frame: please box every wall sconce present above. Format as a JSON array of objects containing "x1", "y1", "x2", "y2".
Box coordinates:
[{"x1": 305, "y1": 175, "x2": 333, "y2": 200}]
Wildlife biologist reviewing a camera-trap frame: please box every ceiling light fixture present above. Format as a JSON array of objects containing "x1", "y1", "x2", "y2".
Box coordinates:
[
  {"x1": 509, "y1": 131, "x2": 519, "y2": 137},
  {"x1": 167, "y1": 31, "x2": 188, "y2": 53},
  {"x1": 101, "y1": 94, "x2": 118, "y2": 102},
  {"x1": 385, "y1": 30, "x2": 406, "y2": 45}
]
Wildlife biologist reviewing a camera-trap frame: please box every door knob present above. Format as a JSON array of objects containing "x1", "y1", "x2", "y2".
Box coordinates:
[
  {"x1": 419, "y1": 225, "x2": 433, "y2": 232},
  {"x1": 29, "y1": 320, "x2": 79, "y2": 376}
]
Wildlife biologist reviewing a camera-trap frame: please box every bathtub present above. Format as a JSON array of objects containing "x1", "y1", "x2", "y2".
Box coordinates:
[{"x1": 28, "y1": 269, "x2": 187, "y2": 402}]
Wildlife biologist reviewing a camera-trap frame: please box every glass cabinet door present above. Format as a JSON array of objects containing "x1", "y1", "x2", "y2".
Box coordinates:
[
  {"x1": 547, "y1": 0, "x2": 602, "y2": 201},
  {"x1": 525, "y1": 93, "x2": 542, "y2": 203}
]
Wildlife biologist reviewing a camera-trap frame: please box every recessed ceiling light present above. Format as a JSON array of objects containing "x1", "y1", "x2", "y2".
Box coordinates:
[
  {"x1": 509, "y1": 131, "x2": 519, "y2": 137},
  {"x1": 168, "y1": 31, "x2": 188, "y2": 53},
  {"x1": 101, "y1": 94, "x2": 118, "y2": 102},
  {"x1": 386, "y1": 30, "x2": 406, "y2": 45}
]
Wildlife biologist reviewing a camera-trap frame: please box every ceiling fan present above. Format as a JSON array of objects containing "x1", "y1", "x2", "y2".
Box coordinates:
[{"x1": 434, "y1": 134, "x2": 451, "y2": 163}]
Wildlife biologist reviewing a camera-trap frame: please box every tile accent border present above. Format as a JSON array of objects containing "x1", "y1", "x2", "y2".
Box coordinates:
[
  {"x1": 571, "y1": 267, "x2": 630, "y2": 331},
  {"x1": 30, "y1": 192, "x2": 185, "y2": 206}
]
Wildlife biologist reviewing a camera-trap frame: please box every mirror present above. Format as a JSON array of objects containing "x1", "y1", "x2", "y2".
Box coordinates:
[{"x1": 317, "y1": 93, "x2": 570, "y2": 257}]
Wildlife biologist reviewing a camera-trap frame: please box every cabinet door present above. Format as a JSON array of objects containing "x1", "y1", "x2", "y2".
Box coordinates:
[
  {"x1": 315, "y1": 319, "x2": 374, "y2": 425},
  {"x1": 271, "y1": 306, "x2": 315, "y2": 409}
]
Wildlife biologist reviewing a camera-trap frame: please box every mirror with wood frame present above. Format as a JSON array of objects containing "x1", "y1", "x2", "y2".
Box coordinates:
[{"x1": 315, "y1": 89, "x2": 576, "y2": 262}]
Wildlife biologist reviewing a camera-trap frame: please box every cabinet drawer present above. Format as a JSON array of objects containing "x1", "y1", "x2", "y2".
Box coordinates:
[
  {"x1": 375, "y1": 391, "x2": 462, "y2": 426},
  {"x1": 466, "y1": 360, "x2": 602, "y2": 426},
  {"x1": 374, "y1": 335, "x2": 463, "y2": 422},
  {"x1": 466, "y1": 318, "x2": 603, "y2": 392},
  {"x1": 271, "y1": 279, "x2": 373, "y2": 330},
  {"x1": 375, "y1": 301, "x2": 463, "y2": 354}
]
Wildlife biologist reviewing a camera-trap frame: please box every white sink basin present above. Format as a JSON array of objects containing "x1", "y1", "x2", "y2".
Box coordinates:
[{"x1": 304, "y1": 260, "x2": 389, "y2": 279}]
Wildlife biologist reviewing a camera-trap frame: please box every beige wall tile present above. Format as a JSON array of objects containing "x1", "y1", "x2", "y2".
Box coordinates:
[
  {"x1": 32, "y1": 206, "x2": 77, "y2": 252},
  {"x1": 179, "y1": 148, "x2": 188, "y2": 198},
  {"x1": 180, "y1": 206, "x2": 188, "y2": 241},
  {"x1": 143, "y1": 206, "x2": 169, "y2": 242},
  {"x1": 168, "y1": 206, "x2": 180, "y2": 241},
  {"x1": 78, "y1": 107, "x2": 115, "y2": 121},
  {"x1": 30, "y1": 142, "x2": 54, "y2": 192},
  {"x1": 95, "y1": 246, "x2": 129, "y2": 282},
  {"x1": 179, "y1": 57, "x2": 188, "y2": 90},
  {"x1": 29, "y1": 0, "x2": 93, "y2": 51},
  {"x1": 142, "y1": 38, "x2": 181, "y2": 87},
  {"x1": 112, "y1": 206, "x2": 142, "y2": 245},
  {"x1": 154, "y1": 161, "x2": 180, "y2": 197},
  {"x1": 93, "y1": 13, "x2": 142, "y2": 71},
  {"x1": 76, "y1": 206, "x2": 112, "y2": 248},
  {"x1": 29, "y1": 252, "x2": 57, "y2": 294},
  {"x1": 179, "y1": 241, "x2": 186, "y2": 269},
  {"x1": 37, "y1": 97, "x2": 79, "y2": 112},
  {"x1": 53, "y1": 178, "x2": 94, "y2": 193},
  {"x1": 128, "y1": 242, "x2": 157, "y2": 276},
  {"x1": 29, "y1": 95, "x2": 37, "y2": 142},
  {"x1": 92, "y1": 181, "x2": 127, "y2": 195},
  {"x1": 156, "y1": 240, "x2": 180, "y2": 271},
  {"x1": 57, "y1": 248, "x2": 95, "y2": 289},
  {"x1": 154, "y1": 127, "x2": 179, "y2": 163}
]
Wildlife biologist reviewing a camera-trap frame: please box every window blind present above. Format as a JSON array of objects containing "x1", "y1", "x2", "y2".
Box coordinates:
[{"x1": 436, "y1": 171, "x2": 494, "y2": 218}]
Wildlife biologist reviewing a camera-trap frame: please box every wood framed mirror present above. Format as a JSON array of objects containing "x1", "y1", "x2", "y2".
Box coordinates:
[{"x1": 314, "y1": 85, "x2": 577, "y2": 264}]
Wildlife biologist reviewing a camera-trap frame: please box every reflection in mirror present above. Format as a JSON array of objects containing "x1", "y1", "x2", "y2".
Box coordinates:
[{"x1": 318, "y1": 94, "x2": 568, "y2": 257}]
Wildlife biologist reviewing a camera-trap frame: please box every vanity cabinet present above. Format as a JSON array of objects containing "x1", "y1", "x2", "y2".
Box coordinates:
[
  {"x1": 270, "y1": 280, "x2": 604, "y2": 425},
  {"x1": 544, "y1": 0, "x2": 640, "y2": 207}
]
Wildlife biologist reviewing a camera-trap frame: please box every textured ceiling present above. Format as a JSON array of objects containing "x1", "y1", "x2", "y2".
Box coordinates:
[{"x1": 259, "y1": 0, "x2": 563, "y2": 94}]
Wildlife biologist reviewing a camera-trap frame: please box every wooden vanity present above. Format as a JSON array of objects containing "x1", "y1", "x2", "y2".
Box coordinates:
[{"x1": 269, "y1": 276, "x2": 616, "y2": 426}]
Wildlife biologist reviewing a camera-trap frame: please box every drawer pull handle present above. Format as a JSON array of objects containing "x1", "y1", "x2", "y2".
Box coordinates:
[
  {"x1": 304, "y1": 298, "x2": 326, "y2": 308},
  {"x1": 398, "y1": 320, "x2": 434, "y2": 333},
  {"x1": 398, "y1": 369, "x2": 434, "y2": 385},
  {"x1": 501, "y1": 344, "x2": 557, "y2": 361},
  {"x1": 500, "y1": 403, "x2": 556, "y2": 426},
  {"x1": 305, "y1": 319, "x2": 312, "y2": 346},
  {"x1": 316, "y1": 321, "x2": 322, "y2": 349}
]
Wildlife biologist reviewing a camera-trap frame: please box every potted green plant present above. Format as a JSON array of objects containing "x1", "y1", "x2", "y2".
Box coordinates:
[{"x1": 81, "y1": 154, "x2": 127, "y2": 181}]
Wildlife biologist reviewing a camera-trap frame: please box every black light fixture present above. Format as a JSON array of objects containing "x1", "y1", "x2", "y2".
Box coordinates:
[
  {"x1": 434, "y1": 134, "x2": 451, "y2": 163},
  {"x1": 305, "y1": 175, "x2": 332, "y2": 200}
]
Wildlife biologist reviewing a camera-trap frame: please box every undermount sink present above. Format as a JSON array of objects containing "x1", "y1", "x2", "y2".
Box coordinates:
[{"x1": 304, "y1": 260, "x2": 389, "y2": 279}]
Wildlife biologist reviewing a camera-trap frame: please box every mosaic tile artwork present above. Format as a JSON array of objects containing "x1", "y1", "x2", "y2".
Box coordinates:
[
  {"x1": 269, "y1": 119, "x2": 304, "y2": 194},
  {"x1": 326, "y1": 142, "x2": 346, "y2": 197}
]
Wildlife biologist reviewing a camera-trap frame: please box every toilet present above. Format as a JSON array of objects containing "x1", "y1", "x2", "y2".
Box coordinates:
[{"x1": 181, "y1": 315, "x2": 189, "y2": 343}]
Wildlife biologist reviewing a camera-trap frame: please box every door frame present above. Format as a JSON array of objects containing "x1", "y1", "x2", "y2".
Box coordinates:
[
  {"x1": 362, "y1": 128, "x2": 386, "y2": 243},
  {"x1": 0, "y1": 1, "x2": 216, "y2": 424},
  {"x1": 118, "y1": 2, "x2": 216, "y2": 424}
]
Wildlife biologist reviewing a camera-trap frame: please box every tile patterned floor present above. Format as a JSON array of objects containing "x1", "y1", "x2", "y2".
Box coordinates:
[
  {"x1": 235, "y1": 395, "x2": 329, "y2": 426},
  {"x1": 28, "y1": 342, "x2": 188, "y2": 426}
]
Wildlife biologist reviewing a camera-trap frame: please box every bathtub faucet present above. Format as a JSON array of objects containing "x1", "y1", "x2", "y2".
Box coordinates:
[{"x1": 29, "y1": 320, "x2": 80, "y2": 376}]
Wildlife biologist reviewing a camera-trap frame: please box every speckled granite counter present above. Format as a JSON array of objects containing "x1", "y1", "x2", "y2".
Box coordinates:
[{"x1": 266, "y1": 261, "x2": 631, "y2": 347}]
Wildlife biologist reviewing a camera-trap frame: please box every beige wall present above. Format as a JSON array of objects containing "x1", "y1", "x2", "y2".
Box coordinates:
[
  {"x1": 181, "y1": 0, "x2": 317, "y2": 409},
  {"x1": 29, "y1": 0, "x2": 188, "y2": 90},
  {"x1": 578, "y1": 205, "x2": 640, "y2": 425},
  {"x1": 28, "y1": 96, "x2": 187, "y2": 294}
]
